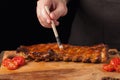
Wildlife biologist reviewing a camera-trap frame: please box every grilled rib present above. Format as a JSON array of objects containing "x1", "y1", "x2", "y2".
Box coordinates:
[{"x1": 16, "y1": 43, "x2": 109, "y2": 63}]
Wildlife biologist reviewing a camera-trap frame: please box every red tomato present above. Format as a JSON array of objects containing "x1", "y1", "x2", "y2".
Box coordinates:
[
  {"x1": 7, "y1": 60, "x2": 18, "y2": 70},
  {"x1": 115, "y1": 65, "x2": 120, "y2": 73},
  {"x1": 2, "y1": 58, "x2": 18, "y2": 70},
  {"x1": 12, "y1": 59, "x2": 19, "y2": 66},
  {"x1": 103, "y1": 64, "x2": 115, "y2": 72},
  {"x1": 12, "y1": 56, "x2": 25, "y2": 66},
  {"x1": 2, "y1": 58, "x2": 12, "y2": 67},
  {"x1": 110, "y1": 57, "x2": 120, "y2": 68}
]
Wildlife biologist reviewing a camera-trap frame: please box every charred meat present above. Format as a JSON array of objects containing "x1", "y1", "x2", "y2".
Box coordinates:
[{"x1": 16, "y1": 43, "x2": 109, "y2": 63}]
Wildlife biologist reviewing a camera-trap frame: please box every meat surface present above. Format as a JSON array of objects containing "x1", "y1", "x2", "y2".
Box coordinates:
[{"x1": 16, "y1": 43, "x2": 109, "y2": 63}]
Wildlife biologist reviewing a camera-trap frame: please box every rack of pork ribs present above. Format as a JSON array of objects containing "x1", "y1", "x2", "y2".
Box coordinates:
[{"x1": 16, "y1": 43, "x2": 109, "y2": 63}]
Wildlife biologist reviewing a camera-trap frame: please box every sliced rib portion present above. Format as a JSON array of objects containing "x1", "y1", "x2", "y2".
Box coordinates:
[{"x1": 16, "y1": 43, "x2": 109, "y2": 63}]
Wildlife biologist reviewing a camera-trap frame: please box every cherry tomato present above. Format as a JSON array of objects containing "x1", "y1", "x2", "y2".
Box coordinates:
[
  {"x1": 7, "y1": 60, "x2": 18, "y2": 70},
  {"x1": 12, "y1": 56, "x2": 25, "y2": 66},
  {"x1": 2, "y1": 56, "x2": 25, "y2": 70},
  {"x1": 12, "y1": 59, "x2": 19, "y2": 66},
  {"x1": 115, "y1": 65, "x2": 120, "y2": 73},
  {"x1": 110, "y1": 57, "x2": 120, "y2": 68},
  {"x1": 2, "y1": 58, "x2": 11, "y2": 67},
  {"x1": 103, "y1": 64, "x2": 115, "y2": 72},
  {"x1": 2, "y1": 58, "x2": 18, "y2": 70}
]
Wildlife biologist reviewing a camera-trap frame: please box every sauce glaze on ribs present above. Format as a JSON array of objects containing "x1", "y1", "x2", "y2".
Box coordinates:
[{"x1": 16, "y1": 43, "x2": 109, "y2": 63}]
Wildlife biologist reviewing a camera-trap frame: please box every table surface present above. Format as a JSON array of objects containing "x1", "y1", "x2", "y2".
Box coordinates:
[{"x1": 0, "y1": 51, "x2": 120, "y2": 80}]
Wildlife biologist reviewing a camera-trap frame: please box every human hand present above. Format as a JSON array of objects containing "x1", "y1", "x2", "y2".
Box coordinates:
[{"x1": 36, "y1": 0, "x2": 68, "y2": 28}]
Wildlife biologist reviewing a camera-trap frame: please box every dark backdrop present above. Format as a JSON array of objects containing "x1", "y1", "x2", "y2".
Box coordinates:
[{"x1": 0, "y1": 0, "x2": 76, "y2": 52}]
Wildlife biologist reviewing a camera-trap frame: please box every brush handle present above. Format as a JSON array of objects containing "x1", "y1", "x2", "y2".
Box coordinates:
[{"x1": 45, "y1": 6, "x2": 63, "y2": 49}]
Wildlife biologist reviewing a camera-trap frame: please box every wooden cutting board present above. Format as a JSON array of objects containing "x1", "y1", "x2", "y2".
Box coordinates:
[{"x1": 0, "y1": 51, "x2": 120, "y2": 80}]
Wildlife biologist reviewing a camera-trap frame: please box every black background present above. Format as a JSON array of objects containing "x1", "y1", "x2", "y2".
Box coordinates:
[{"x1": 0, "y1": 0, "x2": 76, "y2": 52}]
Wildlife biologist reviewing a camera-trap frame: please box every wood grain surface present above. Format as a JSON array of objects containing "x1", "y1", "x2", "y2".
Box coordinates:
[{"x1": 0, "y1": 51, "x2": 120, "y2": 80}]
